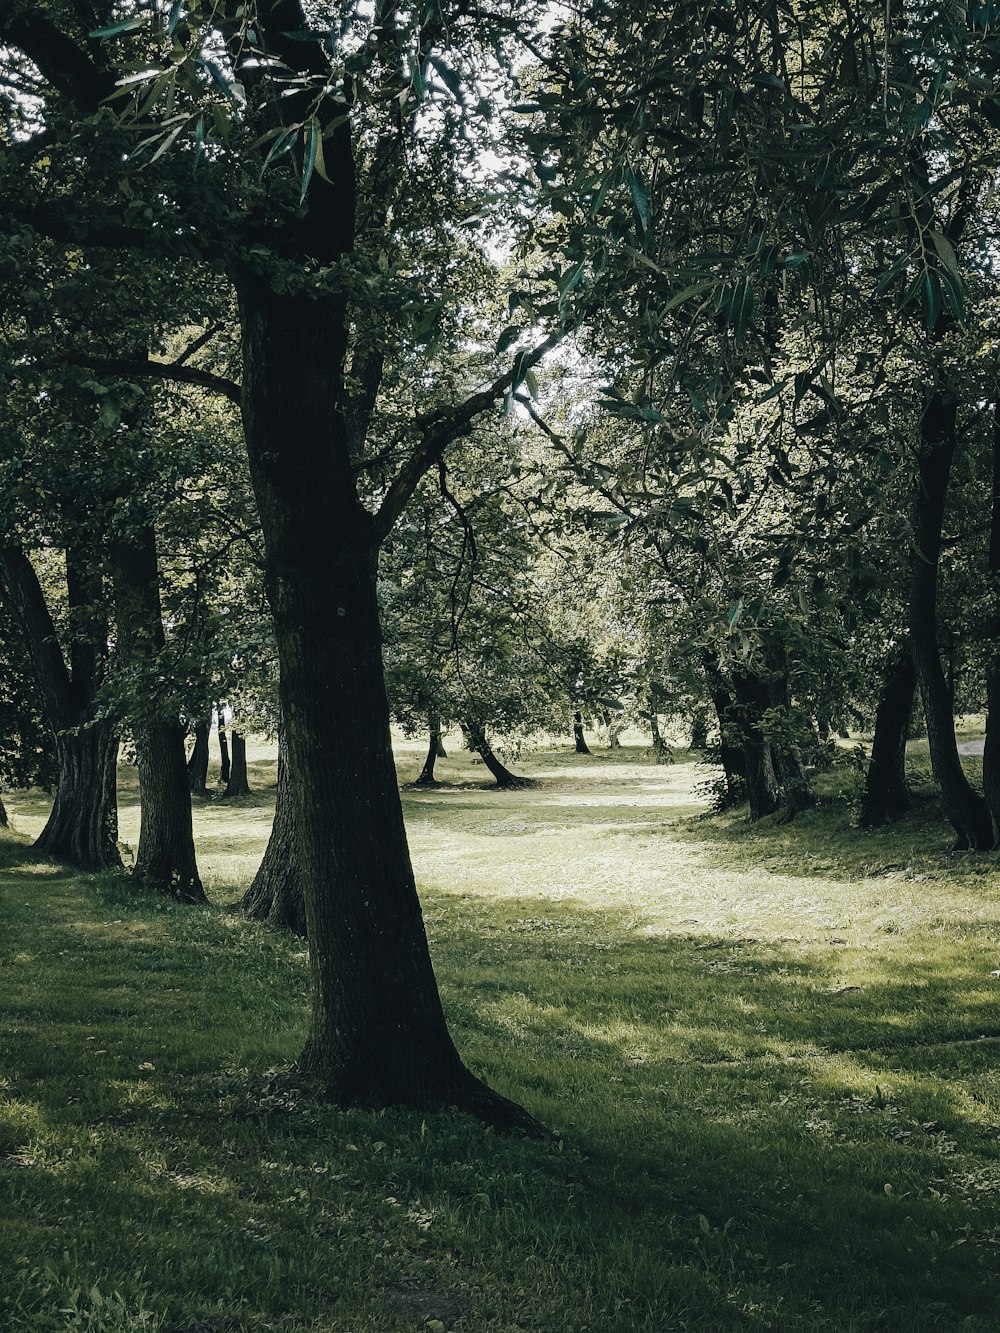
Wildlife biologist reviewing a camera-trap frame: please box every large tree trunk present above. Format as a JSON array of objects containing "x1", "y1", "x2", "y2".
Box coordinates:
[
  {"x1": 730, "y1": 671, "x2": 782, "y2": 821},
  {"x1": 702, "y1": 655, "x2": 748, "y2": 808},
  {"x1": 112, "y1": 527, "x2": 205, "y2": 903},
  {"x1": 413, "y1": 715, "x2": 442, "y2": 786},
  {"x1": 37, "y1": 723, "x2": 120, "y2": 867},
  {"x1": 983, "y1": 401, "x2": 1000, "y2": 846},
  {"x1": 909, "y1": 394, "x2": 991, "y2": 848},
  {"x1": 236, "y1": 275, "x2": 534, "y2": 1128},
  {"x1": 859, "y1": 639, "x2": 916, "y2": 829},
  {"x1": 0, "y1": 544, "x2": 122, "y2": 871},
  {"x1": 464, "y1": 719, "x2": 533, "y2": 789},
  {"x1": 573, "y1": 710, "x2": 592, "y2": 755},
  {"x1": 187, "y1": 719, "x2": 210, "y2": 796},
  {"x1": 222, "y1": 732, "x2": 251, "y2": 798},
  {"x1": 242, "y1": 728, "x2": 305, "y2": 934}
]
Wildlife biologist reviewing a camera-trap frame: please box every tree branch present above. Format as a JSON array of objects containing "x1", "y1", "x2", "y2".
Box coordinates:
[
  {"x1": 0, "y1": 9, "x2": 115, "y2": 113},
  {"x1": 60, "y1": 351, "x2": 242, "y2": 405},
  {"x1": 372, "y1": 329, "x2": 565, "y2": 541}
]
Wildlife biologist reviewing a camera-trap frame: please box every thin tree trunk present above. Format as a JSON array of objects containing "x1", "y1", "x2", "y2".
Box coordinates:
[
  {"x1": 0, "y1": 544, "x2": 122, "y2": 871},
  {"x1": 767, "y1": 664, "x2": 814, "y2": 816},
  {"x1": 222, "y1": 732, "x2": 251, "y2": 798},
  {"x1": 909, "y1": 394, "x2": 991, "y2": 848},
  {"x1": 413, "y1": 716, "x2": 441, "y2": 786},
  {"x1": 649, "y1": 713, "x2": 672, "y2": 764},
  {"x1": 859, "y1": 639, "x2": 916, "y2": 828},
  {"x1": 187, "y1": 719, "x2": 210, "y2": 796},
  {"x1": 464, "y1": 719, "x2": 533, "y2": 789},
  {"x1": 237, "y1": 274, "x2": 535, "y2": 1129},
  {"x1": 0, "y1": 790, "x2": 7, "y2": 828},
  {"x1": 573, "y1": 710, "x2": 592, "y2": 754},
  {"x1": 217, "y1": 704, "x2": 231, "y2": 785},
  {"x1": 242, "y1": 728, "x2": 305, "y2": 935},
  {"x1": 112, "y1": 527, "x2": 205, "y2": 903}
]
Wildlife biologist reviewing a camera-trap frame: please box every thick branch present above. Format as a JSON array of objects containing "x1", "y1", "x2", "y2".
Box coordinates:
[
  {"x1": 372, "y1": 330, "x2": 565, "y2": 541},
  {"x1": 0, "y1": 544, "x2": 78, "y2": 730},
  {"x1": 60, "y1": 351, "x2": 242, "y2": 405},
  {"x1": 0, "y1": 9, "x2": 114, "y2": 113}
]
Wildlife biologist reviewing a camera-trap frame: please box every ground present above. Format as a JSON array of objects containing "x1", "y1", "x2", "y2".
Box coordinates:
[{"x1": 0, "y1": 733, "x2": 998, "y2": 1331}]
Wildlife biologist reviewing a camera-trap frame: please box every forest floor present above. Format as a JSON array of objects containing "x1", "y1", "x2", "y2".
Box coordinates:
[{"x1": 1, "y1": 733, "x2": 999, "y2": 1332}]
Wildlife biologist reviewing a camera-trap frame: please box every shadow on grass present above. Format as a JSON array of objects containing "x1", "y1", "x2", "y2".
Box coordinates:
[{"x1": 1, "y1": 857, "x2": 998, "y2": 1331}]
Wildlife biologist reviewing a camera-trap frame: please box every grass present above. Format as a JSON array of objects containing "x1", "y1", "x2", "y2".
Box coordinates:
[{"x1": 1, "y1": 732, "x2": 999, "y2": 1331}]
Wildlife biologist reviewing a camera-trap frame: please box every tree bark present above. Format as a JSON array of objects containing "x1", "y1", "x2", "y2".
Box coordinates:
[
  {"x1": 413, "y1": 715, "x2": 442, "y2": 786},
  {"x1": 859, "y1": 639, "x2": 916, "y2": 828},
  {"x1": 0, "y1": 790, "x2": 7, "y2": 828},
  {"x1": 0, "y1": 544, "x2": 122, "y2": 871},
  {"x1": 237, "y1": 274, "x2": 535, "y2": 1128},
  {"x1": 909, "y1": 393, "x2": 991, "y2": 848},
  {"x1": 222, "y1": 731, "x2": 251, "y2": 798},
  {"x1": 187, "y1": 719, "x2": 210, "y2": 796},
  {"x1": 701, "y1": 652, "x2": 749, "y2": 808},
  {"x1": 649, "y1": 713, "x2": 672, "y2": 764},
  {"x1": 111, "y1": 527, "x2": 205, "y2": 903},
  {"x1": 689, "y1": 708, "x2": 709, "y2": 752},
  {"x1": 982, "y1": 400, "x2": 1000, "y2": 846},
  {"x1": 217, "y1": 704, "x2": 231, "y2": 785},
  {"x1": 464, "y1": 719, "x2": 533, "y2": 789},
  {"x1": 242, "y1": 728, "x2": 305, "y2": 935},
  {"x1": 573, "y1": 710, "x2": 592, "y2": 754},
  {"x1": 730, "y1": 671, "x2": 782, "y2": 820}
]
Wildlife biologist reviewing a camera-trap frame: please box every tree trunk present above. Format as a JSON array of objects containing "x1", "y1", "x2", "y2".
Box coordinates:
[
  {"x1": 217, "y1": 704, "x2": 231, "y2": 785},
  {"x1": 0, "y1": 790, "x2": 7, "y2": 828},
  {"x1": 731, "y1": 671, "x2": 782, "y2": 821},
  {"x1": 242, "y1": 728, "x2": 305, "y2": 935},
  {"x1": 236, "y1": 275, "x2": 535, "y2": 1128},
  {"x1": 222, "y1": 732, "x2": 251, "y2": 798},
  {"x1": 435, "y1": 730, "x2": 448, "y2": 759},
  {"x1": 38, "y1": 722, "x2": 121, "y2": 868},
  {"x1": 982, "y1": 400, "x2": 1000, "y2": 846},
  {"x1": 0, "y1": 544, "x2": 122, "y2": 871},
  {"x1": 909, "y1": 393, "x2": 991, "y2": 848},
  {"x1": 187, "y1": 719, "x2": 210, "y2": 796},
  {"x1": 111, "y1": 527, "x2": 205, "y2": 903},
  {"x1": 413, "y1": 716, "x2": 442, "y2": 786},
  {"x1": 859, "y1": 639, "x2": 916, "y2": 829},
  {"x1": 465, "y1": 719, "x2": 533, "y2": 789},
  {"x1": 766, "y1": 664, "x2": 814, "y2": 816},
  {"x1": 702, "y1": 655, "x2": 748, "y2": 808},
  {"x1": 689, "y1": 708, "x2": 709, "y2": 752},
  {"x1": 573, "y1": 710, "x2": 592, "y2": 754},
  {"x1": 649, "y1": 713, "x2": 672, "y2": 764}
]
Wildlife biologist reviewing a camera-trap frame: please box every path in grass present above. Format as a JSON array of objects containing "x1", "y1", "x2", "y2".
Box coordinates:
[{"x1": 2, "y1": 740, "x2": 999, "y2": 1331}]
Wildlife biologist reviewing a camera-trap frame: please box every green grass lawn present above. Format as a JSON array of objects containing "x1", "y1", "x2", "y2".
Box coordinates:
[{"x1": 1, "y1": 735, "x2": 999, "y2": 1331}]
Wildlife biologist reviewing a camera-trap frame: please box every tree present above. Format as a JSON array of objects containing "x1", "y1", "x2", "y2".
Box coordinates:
[{"x1": 0, "y1": 0, "x2": 558, "y2": 1124}]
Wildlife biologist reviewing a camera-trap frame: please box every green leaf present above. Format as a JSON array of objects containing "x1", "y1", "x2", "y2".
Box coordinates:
[
  {"x1": 725, "y1": 598, "x2": 744, "y2": 629},
  {"x1": 91, "y1": 15, "x2": 151, "y2": 37},
  {"x1": 627, "y1": 168, "x2": 650, "y2": 238},
  {"x1": 428, "y1": 54, "x2": 464, "y2": 101},
  {"x1": 300, "y1": 120, "x2": 319, "y2": 202},
  {"x1": 922, "y1": 271, "x2": 941, "y2": 332}
]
